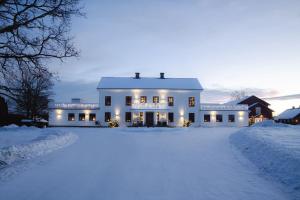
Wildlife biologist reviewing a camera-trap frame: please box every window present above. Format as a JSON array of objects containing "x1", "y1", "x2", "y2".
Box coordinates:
[
  {"x1": 79, "y1": 113, "x2": 85, "y2": 121},
  {"x1": 105, "y1": 96, "x2": 111, "y2": 106},
  {"x1": 189, "y1": 97, "x2": 195, "y2": 107},
  {"x1": 153, "y1": 96, "x2": 159, "y2": 103},
  {"x1": 89, "y1": 113, "x2": 96, "y2": 121},
  {"x1": 140, "y1": 96, "x2": 147, "y2": 103},
  {"x1": 204, "y1": 114, "x2": 210, "y2": 122},
  {"x1": 255, "y1": 107, "x2": 261, "y2": 115},
  {"x1": 228, "y1": 114, "x2": 235, "y2": 122},
  {"x1": 68, "y1": 113, "x2": 75, "y2": 121},
  {"x1": 125, "y1": 112, "x2": 132, "y2": 122},
  {"x1": 105, "y1": 112, "x2": 111, "y2": 122},
  {"x1": 168, "y1": 97, "x2": 174, "y2": 106},
  {"x1": 168, "y1": 112, "x2": 174, "y2": 122},
  {"x1": 189, "y1": 113, "x2": 195, "y2": 123},
  {"x1": 216, "y1": 114, "x2": 223, "y2": 122},
  {"x1": 125, "y1": 96, "x2": 132, "y2": 106}
]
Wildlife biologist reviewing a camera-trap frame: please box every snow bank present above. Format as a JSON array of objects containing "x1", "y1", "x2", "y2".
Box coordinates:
[
  {"x1": 0, "y1": 129, "x2": 78, "y2": 165},
  {"x1": 230, "y1": 125, "x2": 300, "y2": 198}
]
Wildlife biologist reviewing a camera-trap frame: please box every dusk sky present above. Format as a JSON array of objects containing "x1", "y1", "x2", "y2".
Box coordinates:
[{"x1": 52, "y1": 0, "x2": 300, "y2": 115}]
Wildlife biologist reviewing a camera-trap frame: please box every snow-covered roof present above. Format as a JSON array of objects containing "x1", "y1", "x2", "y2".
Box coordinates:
[
  {"x1": 224, "y1": 96, "x2": 250, "y2": 105},
  {"x1": 97, "y1": 77, "x2": 203, "y2": 90},
  {"x1": 276, "y1": 108, "x2": 300, "y2": 120}
]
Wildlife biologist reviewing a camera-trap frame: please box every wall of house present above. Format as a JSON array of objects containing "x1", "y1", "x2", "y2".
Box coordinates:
[
  {"x1": 48, "y1": 109, "x2": 99, "y2": 126},
  {"x1": 199, "y1": 110, "x2": 249, "y2": 127},
  {"x1": 98, "y1": 89, "x2": 201, "y2": 127}
]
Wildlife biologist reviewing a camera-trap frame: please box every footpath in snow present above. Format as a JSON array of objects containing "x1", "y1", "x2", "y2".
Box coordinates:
[
  {"x1": 230, "y1": 121, "x2": 300, "y2": 199},
  {"x1": 0, "y1": 127, "x2": 290, "y2": 200}
]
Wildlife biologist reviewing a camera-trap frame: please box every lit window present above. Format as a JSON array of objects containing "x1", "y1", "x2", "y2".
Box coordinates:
[
  {"x1": 89, "y1": 113, "x2": 96, "y2": 121},
  {"x1": 216, "y1": 114, "x2": 223, "y2": 122},
  {"x1": 125, "y1": 112, "x2": 132, "y2": 122},
  {"x1": 228, "y1": 115, "x2": 235, "y2": 122},
  {"x1": 153, "y1": 96, "x2": 159, "y2": 103},
  {"x1": 189, "y1": 113, "x2": 195, "y2": 123},
  {"x1": 105, "y1": 96, "x2": 111, "y2": 106},
  {"x1": 140, "y1": 96, "x2": 147, "y2": 103},
  {"x1": 189, "y1": 97, "x2": 195, "y2": 107},
  {"x1": 68, "y1": 113, "x2": 75, "y2": 121},
  {"x1": 168, "y1": 97, "x2": 174, "y2": 106},
  {"x1": 204, "y1": 114, "x2": 210, "y2": 122},
  {"x1": 79, "y1": 113, "x2": 85, "y2": 121}
]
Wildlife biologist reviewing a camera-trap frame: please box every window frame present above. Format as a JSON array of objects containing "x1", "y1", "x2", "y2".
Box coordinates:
[
  {"x1": 168, "y1": 112, "x2": 174, "y2": 123},
  {"x1": 140, "y1": 96, "x2": 147, "y2": 103},
  {"x1": 228, "y1": 114, "x2": 235, "y2": 123},
  {"x1": 153, "y1": 96, "x2": 159, "y2": 103},
  {"x1": 105, "y1": 112, "x2": 111, "y2": 122},
  {"x1": 125, "y1": 96, "x2": 132, "y2": 106},
  {"x1": 125, "y1": 112, "x2": 132, "y2": 122},
  {"x1": 216, "y1": 114, "x2": 223, "y2": 122},
  {"x1": 189, "y1": 113, "x2": 195, "y2": 123},
  {"x1": 204, "y1": 114, "x2": 210, "y2": 122},
  {"x1": 79, "y1": 113, "x2": 85, "y2": 121},
  {"x1": 168, "y1": 97, "x2": 174, "y2": 106},
  {"x1": 68, "y1": 113, "x2": 75, "y2": 121},
  {"x1": 89, "y1": 113, "x2": 96, "y2": 121},
  {"x1": 188, "y1": 97, "x2": 195, "y2": 107}
]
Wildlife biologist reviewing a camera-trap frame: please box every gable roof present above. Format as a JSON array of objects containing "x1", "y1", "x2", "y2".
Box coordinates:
[
  {"x1": 225, "y1": 95, "x2": 270, "y2": 106},
  {"x1": 276, "y1": 108, "x2": 300, "y2": 120},
  {"x1": 97, "y1": 77, "x2": 203, "y2": 90}
]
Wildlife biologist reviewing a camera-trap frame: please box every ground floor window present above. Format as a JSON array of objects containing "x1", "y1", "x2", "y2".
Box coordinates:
[
  {"x1": 204, "y1": 114, "x2": 210, "y2": 122},
  {"x1": 228, "y1": 114, "x2": 235, "y2": 122},
  {"x1": 189, "y1": 113, "x2": 195, "y2": 123},
  {"x1": 105, "y1": 112, "x2": 111, "y2": 122},
  {"x1": 89, "y1": 113, "x2": 96, "y2": 121},
  {"x1": 168, "y1": 112, "x2": 174, "y2": 122},
  {"x1": 125, "y1": 112, "x2": 131, "y2": 122},
  {"x1": 216, "y1": 114, "x2": 223, "y2": 122},
  {"x1": 79, "y1": 113, "x2": 85, "y2": 121},
  {"x1": 68, "y1": 113, "x2": 75, "y2": 121}
]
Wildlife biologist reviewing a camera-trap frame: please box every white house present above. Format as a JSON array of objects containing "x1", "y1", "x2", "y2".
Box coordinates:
[{"x1": 49, "y1": 73, "x2": 249, "y2": 127}]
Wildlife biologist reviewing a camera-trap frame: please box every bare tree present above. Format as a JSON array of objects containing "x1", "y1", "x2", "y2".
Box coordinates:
[
  {"x1": 230, "y1": 90, "x2": 247, "y2": 101},
  {"x1": 0, "y1": 0, "x2": 83, "y2": 98}
]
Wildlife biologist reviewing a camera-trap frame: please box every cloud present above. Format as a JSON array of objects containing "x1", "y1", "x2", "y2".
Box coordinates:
[{"x1": 263, "y1": 94, "x2": 300, "y2": 101}]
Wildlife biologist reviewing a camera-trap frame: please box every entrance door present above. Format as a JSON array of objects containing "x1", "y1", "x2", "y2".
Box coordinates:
[{"x1": 145, "y1": 112, "x2": 154, "y2": 127}]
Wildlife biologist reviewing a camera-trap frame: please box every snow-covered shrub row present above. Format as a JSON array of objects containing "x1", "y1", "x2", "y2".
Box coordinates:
[
  {"x1": 0, "y1": 129, "x2": 78, "y2": 165},
  {"x1": 230, "y1": 123, "x2": 300, "y2": 198}
]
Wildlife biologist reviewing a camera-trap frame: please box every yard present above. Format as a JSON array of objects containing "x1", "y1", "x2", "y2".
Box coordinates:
[{"x1": 0, "y1": 125, "x2": 297, "y2": 200}]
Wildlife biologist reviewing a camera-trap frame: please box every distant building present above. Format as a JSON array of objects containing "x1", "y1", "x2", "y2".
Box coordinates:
[
  {"x1": 275, "y1": 107, "x2": 300, "y2": 125},
  {"x1": 225, "y1": 95, "x2": 273, "y2": 124},
  {"x1": 48, "y1": 73, "x2": 249, "y2": 127}
]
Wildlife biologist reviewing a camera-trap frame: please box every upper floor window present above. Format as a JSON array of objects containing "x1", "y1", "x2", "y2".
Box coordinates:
[
  {"x1": 204, "y1": 114, "x2": 210, "y2": 122},
  {"x1": 105, "y1": 112, "x2": 111, "y2": 122},
  {"x1": 189, "y1": 113, "x2": 195, "y2": 123},
  {"x1": 189, "y1": 97, "x2": 195, "y2": 107},
  {"x1": 216, "y1": 114, "x2": 223, "y2": 122},
  {"x1": 79, "y1": 113, "x2": 85, "y2": 121},
  {"x1": 126, "y1": 96, "x2": 132, "y2": 106},
  {"x1": 255, "y1": 107, "x2": 261, "y2": 115},
  {"x1": 140, "y1": 96, "x2": 147, "y2": 103},
  {"x1": 168, "y1": 97, "x2": 174, "y2": 106},
  {"x1": 228, "y1": 114, "x2": 235, "y2": 122},
  {"x1": 89, "y1": 113, "x2": 96, "y2": 121},
  {"x1": 68, "y1": 113, "x2": 75, "y2": 121},
  {"x1": 105, "y1": 96, "x2": 111, "y2": 106},
  {"x1": 153, "y1": 96, "x2": 159, "y2": 103}
]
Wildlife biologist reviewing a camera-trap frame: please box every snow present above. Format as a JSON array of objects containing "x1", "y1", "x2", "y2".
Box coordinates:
[
  {"x1": 0, "y1": 127, "x2": 290, "y2": 200},
  {"x1": 97, "y1": 77, "x2": 203, "y2": 90},
  {"x1": 230, "y1": 123, "x2": 300, "y2": 199},
  {"x1": 276, "y1": 108, "x2": 300, "y2": 119}
]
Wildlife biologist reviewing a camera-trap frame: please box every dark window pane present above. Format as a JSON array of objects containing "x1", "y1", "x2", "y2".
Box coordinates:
[
  {"x1": 168, "y1": 112, "x2": 174, "y2": 122},
  {"x1": 126, "y1": 96, "x2": 132, "y2": 106},
  {"x1": 105, "y1": 96, "x2": 111, "y2": 106},
  {"x1": 105, "y1": 112, "x2": 111, "y2": 122},
  {"x1": 125, "y1": 112, "x2": 132, "y2": 122},
  {"x1": 189, "y1": 113, "x2": 195, "y2": 123},
  {"x1": 168, "y1": 97, "x2": 174, "y2": 106},
  {"x1": 204, "y1": 114, "x2": 210, "y2": 122},
  {"x1": 79, "y1": 113, "x2": 85, "y2": 121},
  {"x1": 228, "y1": 115, "x2": 235, "y2": 122},
  {"x1": 89, "y1": 113, "x2": 96, "y2": 121},
  {"x1": 216, "y1": 114, "x2": 223, "y2": 122},
  {"x1": 68, "y1": 113, "x2": 75, "y2": 121}
]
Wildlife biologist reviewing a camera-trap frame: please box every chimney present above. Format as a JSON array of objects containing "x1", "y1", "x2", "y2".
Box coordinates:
[
  {"x1": 160, "y1": 72, "x2": 165, "y2": 79},
  {"x1": 135, "y1": 72, "x2": 140, "y2": 79}
]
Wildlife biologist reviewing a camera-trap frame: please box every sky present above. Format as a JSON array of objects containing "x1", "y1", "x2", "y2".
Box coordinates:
[{"x1": 52, "y1": 0, "x2": 300, "y2": 115}]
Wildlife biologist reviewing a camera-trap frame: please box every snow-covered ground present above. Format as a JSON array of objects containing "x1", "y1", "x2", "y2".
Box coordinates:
[
  {"x1": 0, "y1": 126, "x2": 294, "y2": 200},
  {"x1": 230, "y1": 121, "x2": 300, "y2": 199}
]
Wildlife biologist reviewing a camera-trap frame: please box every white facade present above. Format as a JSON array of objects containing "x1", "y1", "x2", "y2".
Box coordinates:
[{"x1": 48, "y1": 73, "x2": 249, "y2": 127}]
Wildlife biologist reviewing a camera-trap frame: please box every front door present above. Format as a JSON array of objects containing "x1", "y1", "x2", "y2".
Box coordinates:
[{"x1": 145, "y1": 112, "x2": 154, "y2": 127}]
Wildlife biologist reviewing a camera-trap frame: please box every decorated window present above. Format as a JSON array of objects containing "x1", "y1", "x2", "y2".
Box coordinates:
[
  {"x1": 140, "y1": 96, "x2": 147, "y2": 103},
  {"x1": 125, "y1": 96, "x2": 132, "y2": 106},
  {"x1": 189, "y1": 97, "x2": 195, "y2": 107},
  {"x1": 153, "y1": 96, "x2": 159, "y2": 103},
  {"x1": 168, "y1": 97, "x2": 174, "y2": 106}
]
